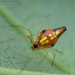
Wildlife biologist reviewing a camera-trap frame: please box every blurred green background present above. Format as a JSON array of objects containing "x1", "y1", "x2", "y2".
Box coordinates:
[{"x1": 0, "y1": 0, "x2": 75, "y2": 75}]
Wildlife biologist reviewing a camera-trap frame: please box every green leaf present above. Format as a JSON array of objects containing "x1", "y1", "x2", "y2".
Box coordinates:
[{"x1": 0, "y1": 0, "x2": 75, "y2": 75}]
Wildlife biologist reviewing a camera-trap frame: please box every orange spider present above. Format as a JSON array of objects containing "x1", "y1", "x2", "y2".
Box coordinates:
[{"x1": 0, "y1": 14, "x2": 66, "y2": 71}]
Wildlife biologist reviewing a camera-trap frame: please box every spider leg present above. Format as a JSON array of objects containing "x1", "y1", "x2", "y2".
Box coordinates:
[
  {"x1": 39, "y1": 50, "x2": 48, "y2": 64},
  {"x1": 18, "y1": 50, "x2": 41, "y2": 75},
  {"x1": 0, "y1": 34, "x2": 35, "y2": 45},
  {"x1": 53, "y1": 49, "x2": 62, "y2": 53},
  {"x1": 10, "y1": 25, "x2": 34, "y2": 44},
  {"x1": 50, "y1": 47, "x2": 56, "y2": 67},
  {"x1": 35, "y1": 13, "x2": 50, "y2": 41}
]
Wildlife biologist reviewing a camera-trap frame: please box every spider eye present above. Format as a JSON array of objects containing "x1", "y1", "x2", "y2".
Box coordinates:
[{"x1": 33, "y1": 44, "x2": 38, "y2": 48}]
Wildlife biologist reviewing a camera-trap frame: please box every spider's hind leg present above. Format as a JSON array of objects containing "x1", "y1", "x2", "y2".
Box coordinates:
[
  {"x1": 39, "y1": 50, "x2": 48, "y2": 64},
  {"x1": 50, "y1": 47, "x2": 56, "y2": 67}
]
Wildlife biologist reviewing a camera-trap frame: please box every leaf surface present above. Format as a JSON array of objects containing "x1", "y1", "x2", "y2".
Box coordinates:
[{"x1": 0, "y1": 0, "x2": 75, "y2": 75}]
